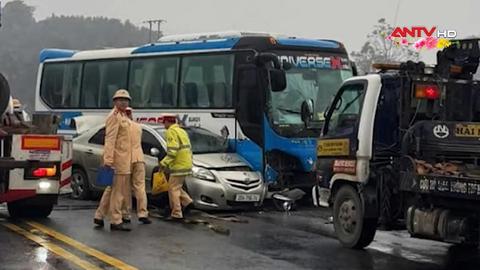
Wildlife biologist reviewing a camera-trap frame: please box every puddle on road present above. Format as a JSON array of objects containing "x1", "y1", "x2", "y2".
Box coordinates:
[{"x1": 369, "y1": 241, "x2": 441, "y2": 265}]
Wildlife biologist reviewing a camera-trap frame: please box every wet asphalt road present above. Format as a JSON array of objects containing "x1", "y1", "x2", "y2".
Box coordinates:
[{"x1": 1, "y1": 197, "x2": 480, "y2": 270}]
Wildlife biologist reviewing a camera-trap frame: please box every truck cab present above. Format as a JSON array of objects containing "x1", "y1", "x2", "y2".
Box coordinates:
[{"x1": 315, "y1": 39, "x2": 480, "y2": 249}]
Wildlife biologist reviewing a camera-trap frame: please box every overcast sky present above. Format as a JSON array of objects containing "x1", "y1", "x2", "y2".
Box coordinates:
[{"x1": 9, "y1": 0, "x2": 480, "y2": 63}]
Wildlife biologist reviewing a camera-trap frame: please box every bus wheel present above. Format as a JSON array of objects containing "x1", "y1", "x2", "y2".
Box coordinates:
[
  {"x1": 7, "y1": 202, "x2": 53, "y2": 218},
  {"x1": 333, "y1": 185, "x2": 377, "y2": 249}
]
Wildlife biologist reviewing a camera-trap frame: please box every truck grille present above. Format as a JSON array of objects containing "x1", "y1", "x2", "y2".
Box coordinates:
[{"x1": 226, "y1": 178, "x2": 261, "y2": 191}]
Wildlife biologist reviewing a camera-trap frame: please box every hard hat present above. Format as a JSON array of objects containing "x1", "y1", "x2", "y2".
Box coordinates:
[
  {"x1": 112, "y1": 89, "x2": 131, "y2": 101},
  {"x1": 161, "y1": 114, "x2": 177, "y2": 124},
  {"x1": 12, "y1": 98, "x2": 21, "y2": 109}
]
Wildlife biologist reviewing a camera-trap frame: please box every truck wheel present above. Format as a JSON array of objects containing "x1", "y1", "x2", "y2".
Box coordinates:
[
  {"x1": 71, "y1": 167, "x2": 90, "y2": 200},
  {"x1": 333, "y1": 185, "x2": 377, "y2": 249},
  {"x1": 29, "y1": 204, "x2": 54, "y2": 218},
  {"x1": 7, "y1": 202, "x2": 25, "y2": 218},
  {"x1": 7, "y1": 202, "x2": 53, "y2": 218}
]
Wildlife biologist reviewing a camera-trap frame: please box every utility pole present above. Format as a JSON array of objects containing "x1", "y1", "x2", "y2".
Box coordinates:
[{"x1": 143, "y1": 19, "x2": 166, "y2": 43}]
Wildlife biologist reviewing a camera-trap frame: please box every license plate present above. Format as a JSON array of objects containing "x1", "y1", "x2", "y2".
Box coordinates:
[{"x1": 235, "y1": 194, "x2": 260, "y2": 202}]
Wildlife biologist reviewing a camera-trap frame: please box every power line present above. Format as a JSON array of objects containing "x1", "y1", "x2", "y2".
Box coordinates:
[
  {"x1": 393, "y1": 0, "x2": 403, "y2": 26},
  {"x1": 143, "y1": 19, "x2": 166, "y2": 43},
  {"x1": 0, "y1": 1, "x2": 3, "y2": 28}
]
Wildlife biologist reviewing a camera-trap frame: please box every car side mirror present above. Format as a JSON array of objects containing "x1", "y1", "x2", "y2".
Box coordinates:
[
  {"x1": 270, "y1": 69, "x2": 287, "y2": 92},
  {"x1": 150, "y1": 147, "x2": 160, "y2": 157},
  {"x1": 301, "y1": 99, "x2": 314, "y2": 125}
]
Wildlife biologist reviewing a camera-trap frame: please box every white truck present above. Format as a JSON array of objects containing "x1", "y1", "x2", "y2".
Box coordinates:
[{"x1": 0, "y1": 73, "x2": 72, "y2": 217}]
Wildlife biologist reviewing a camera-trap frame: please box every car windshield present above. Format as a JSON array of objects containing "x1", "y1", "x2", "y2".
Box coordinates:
[{"x1": 155, "y1": 127, "x2": 228, "y2": 154}]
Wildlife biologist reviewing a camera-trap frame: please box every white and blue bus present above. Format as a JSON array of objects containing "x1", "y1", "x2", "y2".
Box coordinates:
[{"x1": 35, "y1": 31, "x2": 354, "y2": 188}]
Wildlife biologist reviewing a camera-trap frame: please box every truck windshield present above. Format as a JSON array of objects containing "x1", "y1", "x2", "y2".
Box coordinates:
[{"x1": 270, "y1": 51, "x2": 353, "y2": 131}]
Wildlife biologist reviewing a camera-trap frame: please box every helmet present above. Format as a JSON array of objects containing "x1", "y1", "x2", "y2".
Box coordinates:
[
  {"x1": 112, "y1": 89, "x2": 131, "y2": 101},
  {"x1": 161, "y1": 114, "x2": 177, "y2": 124}
]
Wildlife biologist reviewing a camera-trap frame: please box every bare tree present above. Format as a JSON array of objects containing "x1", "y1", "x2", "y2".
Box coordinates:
[{"x1": 351, "y1": 18, "x2": 419, "y2": 74}]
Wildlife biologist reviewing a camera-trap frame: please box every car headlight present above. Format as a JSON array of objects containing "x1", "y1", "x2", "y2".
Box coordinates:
[{"x1": 192, "y1": 166, "x2": 215, "y2": 181}]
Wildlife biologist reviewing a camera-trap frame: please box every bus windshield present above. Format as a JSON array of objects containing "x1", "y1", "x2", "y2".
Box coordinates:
[{"x1": 270, "y1": 52, "x2": 353, "y2": 130}]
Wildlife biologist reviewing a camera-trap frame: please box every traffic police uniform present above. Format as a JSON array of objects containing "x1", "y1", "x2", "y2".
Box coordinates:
[
  {"x1": 123, "y1": 112, "x2": 150, "y2": 222},
  {"x1": 94, "y1": 90, "x2": 132, "y2": 228},
  {"x1": 160, "y1": 115, "x2": 193, "y2": 219}
]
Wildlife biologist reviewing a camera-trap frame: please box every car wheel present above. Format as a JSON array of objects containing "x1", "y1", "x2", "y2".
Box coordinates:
[{"x1": 71, "y1": 167, "x2": 90, "y2": 200}]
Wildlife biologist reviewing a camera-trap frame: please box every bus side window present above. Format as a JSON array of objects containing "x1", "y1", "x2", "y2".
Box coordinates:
[
  {"x1": 82, "y1": 60, "x2": 128, "y2": 108},
  {"x1": 41, "y1": 64, "x2": 64, "y2": 107},
  {"x1": 64, "y1": 64, "x2": 82, "y2": 107},
  {"x1": 180, "y1": 54, "x2": 234, "y2": 108},
  {"x1": 100, "y1": 61, "x2": 128, "y2": 108},
  {"x1": 181, "y1": 65, "x2": 206, "y2": 108},
  {"x1": 129, "y1": 57, "x2": 179, "y2": 108},
  {"x1": 40, "y1": 62, "x2": 81, "y2": 108},
  {"x1": 82, "y1": 63, "x2": 101, "y2": 108}
]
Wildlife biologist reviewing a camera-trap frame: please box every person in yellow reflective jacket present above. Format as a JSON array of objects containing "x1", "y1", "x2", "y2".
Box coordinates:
[{"x1": 160, "y1": 114, "x2": 193, "y2": 220}]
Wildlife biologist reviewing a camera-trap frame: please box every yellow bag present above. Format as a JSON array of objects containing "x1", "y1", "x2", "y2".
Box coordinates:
[{"x1": 152, "y1": 171, "x2": 169, "y2": 195}]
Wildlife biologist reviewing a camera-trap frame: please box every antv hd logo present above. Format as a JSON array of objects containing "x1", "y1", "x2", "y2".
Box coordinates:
[{"x1": 386, "y1": 26, "x2": 459, "y2": 50}]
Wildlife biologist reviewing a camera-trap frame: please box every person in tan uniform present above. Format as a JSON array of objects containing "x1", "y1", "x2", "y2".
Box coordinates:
[
  {"x1": 94, "y1": 89, "x2": 132, "y2": 231},
  {"x1": 160, "y1": 114, "x2": 194, "y2": 221},
  {"x1": 122, "y1": 107, "x2": 151, "y2": 224}
]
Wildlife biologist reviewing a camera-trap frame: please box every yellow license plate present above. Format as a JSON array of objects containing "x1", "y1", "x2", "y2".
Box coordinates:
[
  {"x1": 455, "y1": 124, "x2": 480, "y2": 138},
  {"x1": 317, "y1": 139, "x2": 350, "y2": 156}
]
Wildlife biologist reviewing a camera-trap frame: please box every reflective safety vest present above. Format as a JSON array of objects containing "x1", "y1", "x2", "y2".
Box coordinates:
[{"x1": 160, "y1": 124, "x2": 193, "y2": 176}]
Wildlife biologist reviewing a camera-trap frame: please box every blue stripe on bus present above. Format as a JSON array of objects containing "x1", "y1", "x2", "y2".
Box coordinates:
[
  {"x1": 277, "y1": 38, "x2": 340, "y2": 49},
  {"x1": 132, "y1": 38, "x2": 240, "y2": 54},
  {"x1": 40, "y1": 49, "x2": 76, "y2": 63},
  {"x1": 234, "y1": 139, "x2": 262, "y2": 172}
]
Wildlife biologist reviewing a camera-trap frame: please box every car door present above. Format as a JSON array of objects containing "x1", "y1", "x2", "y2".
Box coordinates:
[
  {"x1": 84, "y1": 127, "x2": 106, "y2": 188},
  {"x1": 141, "y1": 128, "x2": 166, "y2": 192}
]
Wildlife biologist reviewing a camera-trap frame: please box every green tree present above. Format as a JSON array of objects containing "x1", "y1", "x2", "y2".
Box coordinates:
[
  {"x1": 351, "y1": 18, "x2": 419, "y2": 74},
  {"x1": 0, "y1": 1, "x2": 152, "y2": 110}
]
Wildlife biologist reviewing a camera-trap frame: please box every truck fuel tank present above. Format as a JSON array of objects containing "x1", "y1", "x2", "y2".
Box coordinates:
[{"x1": 407, "y1": 206, "x2": 479, "y2": 245}]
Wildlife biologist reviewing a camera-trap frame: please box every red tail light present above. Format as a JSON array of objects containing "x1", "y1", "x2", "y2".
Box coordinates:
[
  {"x1": 32, "y1": 166, "x2": 57, "y2": 177},
  {"x1": 415, "y1": 84, "x2": 440, "y2": 100}
]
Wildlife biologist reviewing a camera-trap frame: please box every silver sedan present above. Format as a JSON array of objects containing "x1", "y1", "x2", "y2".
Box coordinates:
[{"x1": 71, "y1": 124, "x2": 266, "y2": 210}]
